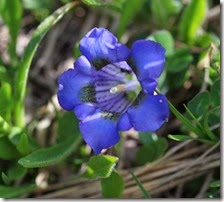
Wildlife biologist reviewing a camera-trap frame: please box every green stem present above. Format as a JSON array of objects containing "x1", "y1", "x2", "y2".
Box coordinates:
[{"x1": 13, "y1": 1, "x2": 78, "y2": 128}]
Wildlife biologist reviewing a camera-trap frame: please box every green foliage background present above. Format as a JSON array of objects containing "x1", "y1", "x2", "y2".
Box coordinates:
[{"x1": 0, "y1": 0, "x2": 220, "y2": 199}]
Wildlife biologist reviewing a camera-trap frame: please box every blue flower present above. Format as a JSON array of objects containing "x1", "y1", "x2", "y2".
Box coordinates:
[{"x1": 57, "y1": 27, "x2": 169, "y2": 154}]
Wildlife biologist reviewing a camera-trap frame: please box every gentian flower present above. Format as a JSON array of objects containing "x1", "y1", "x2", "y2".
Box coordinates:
[{"x1": 57, "y1": 27, "x2": 169, "y2": 154}]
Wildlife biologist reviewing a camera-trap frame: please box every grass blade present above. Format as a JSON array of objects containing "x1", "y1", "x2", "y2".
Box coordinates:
[
  {"x1": 130, "y1": 171, "x2": 151, "y2": 198},
  {"x1": 168, "y1": 101, "x2": 203, "y2": 136}
]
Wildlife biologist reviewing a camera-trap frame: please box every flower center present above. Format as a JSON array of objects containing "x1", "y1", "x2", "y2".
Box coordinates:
[{"x1": 93, "y1": 61, "x2": 141, "y2": 114}]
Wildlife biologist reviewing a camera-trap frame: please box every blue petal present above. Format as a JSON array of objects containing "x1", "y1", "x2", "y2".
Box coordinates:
[
  {"x1": 79, "y1": 112, "x2": 120, "y2": 154},
  {"x1": 79, "y1": 27, "x2": 130, "y2": 63},
  {"x1": 127, "y1": 94, "x2": 169, "y2": 132},
  {"x1": 74, "y1": 56, "x2": 93, "y2": 75},
  {"x1": 131, "y1": 40, "x2": 166, "y2": 82},
  {"x1": 57, "y1": 69, "x2": 91, "y2": 111},
  {"x1": 140, "y1": 79, "x2": 158, "y2": 94},
  {"x1": 74, "y1": 103, "x2": 97, "y2": 120},
  {"x1": 117, "y1": 112, "x2": 132, "y2": 131},
  {"x1": 115, "y1": 43, "x2": 130, "y2": 62}
]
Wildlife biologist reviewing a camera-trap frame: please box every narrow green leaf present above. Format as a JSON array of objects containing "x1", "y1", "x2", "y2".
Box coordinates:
[
  {"x1": 197, "y1": 138, "x2": 216, "y2": 145},
  {"x1": 168, "y1": 101, "x2": 203, "y2": 136},
  {"x1": 0, "y1": 82, "x2": 12, "y2": 122},
  {"x1": 116, "y1": 0, "x2": 145, "y2": 39},
  {"x1": 81, "y1": 0, "x2": 105, "y2": 6},
  {"x1": 14, "y1": 1, "x2": 77, "y2": 128},
  {"x1": 101, "y1": 171, "x2": 124, "y2": 198},
  {"x1": 0, "y1": 184, "x2": 36, "y2": 198},
  {"x1": 0, "y1": 136, "x2": 20, "y2": 160},
  {"x1": 18, "y1": 135, "x2": 82, "y2": 168},
  {"x1": 168, "y1": 134, "x2": 194, "y2": 141},
  {"x1": 184, "y1": 104, "x2": 204, "y2": 133},
  {"x1": 130, "y1": 171, "x2": 151, "y2": 198},
  {"x1": 83, "y1": 155, "x2": 118, "y2": 179},
  {"x1": 179, "y1": 0, "x2": 207, "y2": 44},
  {"x1": 0, "y1": 0, "x2": 22, "y2": 59},
  {"x1": 81, "y1": 0, "x2": 123, "y2": 11}
]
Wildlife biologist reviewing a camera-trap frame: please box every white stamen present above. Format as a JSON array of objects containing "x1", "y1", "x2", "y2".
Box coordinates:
[
  {"x1": 159, "y1": 99, "x2": 163, "y2": 103},
  {"x1": 110, "y1": 87, "x2": 118, "y2": 94}
]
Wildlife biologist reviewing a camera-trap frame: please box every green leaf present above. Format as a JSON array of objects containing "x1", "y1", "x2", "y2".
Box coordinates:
[
  {"x1": 101, "y1": 171, "x2": 124, "y2": 198},
  {"x1": 7, "y1": 164, "x2": 27, "y2": 181},
  {"x1": 208, "y1": 107, "x2": 220, "y2": 127},
  {"x1": 83, "y1": 155, "x2": 118, "y2": 179},
  {"x1": 0, "y1": 0, "x2": 22, "y2": 59},
  {"x1": 81, "y1": 0, "x2": 123, "y2": 11},
  {"x1": 0, "y1": 115, "x2": 10, "y2": 134},
  {"x1": 81, "y1": 0, "x2": 106, "y2": 6},
  {"x1": 116, "y1": 0, "x2": 145, "y2": 39},
  {"x1": 168, "y1": 134, "x2": 194, "y2": 141},
  {"x1": 149, "y1": 30, "x2": 174, "y2": 56},
  {"x1": 8, "y1": 127, "x2": 39, "y2": 151},
  {"x1": 16, "y1": 133, "x2": 31, "y2": 155},
  {"x1": 203, "y1": 112, "x2": 218, "y2": 142},
  {"x1": 167, "y1": 69, "x2": 189, "y2": 89},
  {"x1": 179, "y1": 0, "x2": 207, "y2": 44},
  {"x1": 0, "y1": 184, "x2": 36, "y2": 198},
  {"x1": 0, "y1": 65, "x2": 9, "y2": 83},
  {"x1": 0, "y1": 136, "x2": 20, "y2": 160},
  {"x1": 166, "y1": 48, "x2": 193, "y2": 73},
  {"x1": 57, "y1": 112, "x2": 80, "y2": 142},
  {"x1": 197, "y1": 138, "x2": 216, "y2": 145},
  {"x1": 1, "y1": 172, "x2": 10, "y2": 185},
  {"x1": 136, "y1": 135, "x2": 168, "y2": 165},
  {"x1": 0, "y1": 82, "x2": 12, "y2": 122},
  {"x1": 18, "y1": 135, "x2": 82, "y2": 168},
  {"x1": 130, "y1": 171, "x2": 150, "y2": 198},
  {"x1": 196, "y1": 33, "x2": 213, "y2": 48},
  {"x1": 210, "y1": 79, "x2": 220, "y2": 107},
  {"x1": 210, "y1": 180, "x2": 220, "y2": 188},
  {"x1": 138, "y1": 132, "x2": 157, "y2": 145},
  {"x1": 150, "y1": 0, "x2": 178, "y2": 26},
  {"x1": 23, "y1": 0, "x2": 53, "y2": 10},
  {"x1": 8, "y1": 127, "x2": 40, "y2": 154},
  {"x1": 14, "y1": 1, "x2": 77, "y2": 128},
  {"x1": 187, "y1": 91, "x2": 210, "y2": 119}
]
